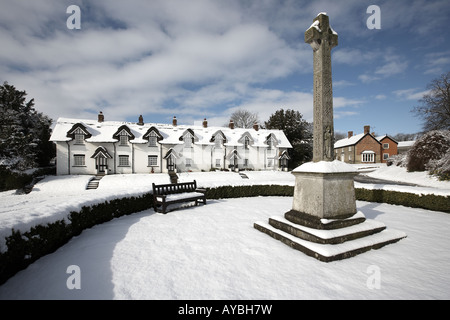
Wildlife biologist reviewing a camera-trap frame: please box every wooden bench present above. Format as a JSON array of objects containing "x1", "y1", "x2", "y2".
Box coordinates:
[{"x1": 152, "y1": 180, "x2": 206, "y2": 214}]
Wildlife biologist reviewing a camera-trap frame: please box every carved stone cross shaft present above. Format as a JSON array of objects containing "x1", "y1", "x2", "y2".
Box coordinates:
[{"x1": 305, "y1": 13, "x2": 338, "y2": 162}]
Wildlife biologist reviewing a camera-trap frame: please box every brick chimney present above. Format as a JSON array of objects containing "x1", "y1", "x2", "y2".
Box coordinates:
[
  {"x1": 203, "y1": 118, "x2": 208, "y2": 128},
  {"x1": 348, "y1": 131, "x2": 353, "y2": 138},
  {"x1": 173, "y1": 116, "x2": 177, "y2": 127},
  {"x1": 364, "y1": 125, "x2": 370, "y2": 134},
  {"x1": 253, "y1": 123, "x2": 259, "y2": 131},
  {"x1": 98, "y1": 111, "x2": 104, "y2": 123},
  {"x1": 137, "y1": 115, "x2": 144, "y2": 126},
  {"x1": 229, "y1": 119, "x2": 234, "y2": 129}
]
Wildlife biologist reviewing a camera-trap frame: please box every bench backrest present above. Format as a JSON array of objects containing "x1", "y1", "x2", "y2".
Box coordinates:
[{"x1": 152, "y1": 180, "x2": 197, "y2": 195}]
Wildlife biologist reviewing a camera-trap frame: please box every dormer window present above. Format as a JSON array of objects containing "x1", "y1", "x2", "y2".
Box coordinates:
[
  {"x1": 215, "y1": 137, "x2": 223, "y2": 148},
  {"x1": 148, "y1": 135, "x2": 157, "y2": 147},
  {"x1": 113, "y1": 125, "x2": 135, "y2": 146},
  {"x1": 119, "y1": 134, "x2": 128, "y2": 146},
  {"x1": 211, "y1": 130, "x2": 227, "y2": 149},
  {"x1": 143, "y1": 127, "x2": 163, "y2": 147},
  {"x1": 184, "y1": 135, "x2": 193, "y2": 148},
  {"x1": 67, "y1": 124, "x2": 91, "y2": 144},
  {"x1": 75, "y1": 133, "x2": 85, "y2": 145},
  {"x1": 244, "y1": 136, "x2": 250, "y2": 149},
  {"x1": 266, "y1": 133, "x2": 278, "y2": 150}
]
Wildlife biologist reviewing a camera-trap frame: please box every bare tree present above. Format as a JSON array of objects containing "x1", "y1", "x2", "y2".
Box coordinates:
[
  {"x1": 228, "y1": 109, "x2": 260, "y2": 128},
  {"x1": 413, "y1": 71, "x2": 450, "y2": 132}
]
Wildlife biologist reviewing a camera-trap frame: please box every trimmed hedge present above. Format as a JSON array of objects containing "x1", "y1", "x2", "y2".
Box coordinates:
[
  {"x1": 205, "y1": 185, "x2": 294, "y2": 199},
  {"x1": 1, "y1": 184, "x2": 448, "y2": 285},
  {"x1": 205, "y1": 185, "x2": 449, "y2": 213},
  {"x1": 0, "y1": 192, "x2": 153, "y2": 285},
  {"x1": 355, "y1": 188, "x2": 450, "y2": 213}
]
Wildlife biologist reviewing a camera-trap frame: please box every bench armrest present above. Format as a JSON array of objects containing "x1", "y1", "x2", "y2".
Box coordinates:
[{"x1": 195, "y1": 188, "x2": 206, "y2": 193}]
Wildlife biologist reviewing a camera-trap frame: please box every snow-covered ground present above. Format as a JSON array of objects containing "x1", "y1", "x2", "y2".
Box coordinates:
[{"x1": 0, "y1": 167, "x2": 449, "y2": 299}]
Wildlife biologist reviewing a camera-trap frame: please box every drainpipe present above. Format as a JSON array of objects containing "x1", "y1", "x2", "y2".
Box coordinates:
[
  {"x1": 211, "y1": 145, "x2": 213, "y2": 171},
  {"x1": 132, "y1": 143, "x2": 135, "y2": 173},
  {"x1": 113, "y1": 142, "x2": 117, "y2": 174},
  {"x1": 66, "y1": 141, "x2": 71, "y2": 175},
  {"x1": 224, "y1": 146, "x2": 227, "y2": 170},
  {"x1": 160, "y1": 145, "x2": 163, "y2": 173}
]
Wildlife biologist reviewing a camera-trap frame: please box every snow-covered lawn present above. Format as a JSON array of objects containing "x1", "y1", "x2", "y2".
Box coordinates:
[{"x1": 0, "y1": 168, "x2": 449, "y2": 299}]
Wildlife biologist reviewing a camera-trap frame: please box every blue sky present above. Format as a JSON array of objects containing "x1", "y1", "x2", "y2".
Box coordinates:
[{"x1": 1, "y1": 0, "x2": 449, "y2": 136}]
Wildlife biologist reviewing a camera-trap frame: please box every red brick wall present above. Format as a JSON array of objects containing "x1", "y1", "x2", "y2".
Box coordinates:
[
  {"x1": 355, "y1": 135, "x2": 381, "y2": 163},
  {"x1": 379, "y1": 137, "x2": 398, "y2": 163}
]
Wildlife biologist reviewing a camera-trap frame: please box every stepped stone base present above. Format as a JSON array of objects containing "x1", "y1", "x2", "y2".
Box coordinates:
[{"x1": 254, "y1": 210, "x2": 406, "y2": 262}]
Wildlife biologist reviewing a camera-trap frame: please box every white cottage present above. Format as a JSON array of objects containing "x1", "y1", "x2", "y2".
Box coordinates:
[{"x1": 50, "y1": 112, "x2": 292, "y2": 175}]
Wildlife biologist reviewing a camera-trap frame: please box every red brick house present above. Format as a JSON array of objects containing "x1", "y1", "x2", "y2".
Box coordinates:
[{"x1": 334, "y1": 126, "x2": 398, "y2": 164}]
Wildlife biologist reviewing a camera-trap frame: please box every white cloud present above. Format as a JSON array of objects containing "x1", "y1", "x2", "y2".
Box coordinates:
[{"x1": 393, "y1": 88, "x2": 430, "y2": 101}]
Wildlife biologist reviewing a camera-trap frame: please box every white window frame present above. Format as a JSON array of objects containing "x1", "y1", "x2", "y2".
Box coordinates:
[
  {"x1": 348, "y1": 146, "x2": 352, "y2": 152},
  {"x1": 185, "y1": 158, "x2": 192, "y2": 167},
  {"x1": 383, "y1": 153, "x2": 389, "y2": 160},
  {"x1": 119, "y1": 135, "x2": 128, "y2": 146},
  {"x1": 362, "y1": 152, "x2": 375, "y2": 163},
  {"x1": 215, "y1": 137, "x2": 223, "y2": 149},
  {"x1": 74, "y1": 133, "x2": 84, "y2": 145},
  {"x1": 118, "y1": 155, "x2": 129, "y2": 166},
  {"x1": 148, "y1": 155, "x2": 158, "y2": 167},
  {"x1": 383, "y1": 143, "x2": 389, "y2": 149},
  {"x1": 244, "y1": 136, "x2": 250, "y2": 149},
  {"x1": 148, "y1": 136, "x2": 157, "y2": 147},
  {"x1": 267, "y1": 139, "x2": 273, "y2": 150},
  {"x1": 73, "y1": 154, "x2": 85, "y2": 166},
  {"x1": 184, "y1": 134, "x2": 193, "y2": 148},
  {"x1": 215, "y1": 159, "x2": 221, "y2": 167}
]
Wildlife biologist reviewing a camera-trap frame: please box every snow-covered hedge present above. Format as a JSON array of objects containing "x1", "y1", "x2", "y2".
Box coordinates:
[
  {"x1": 1, "y1": 184, "x2": 449, "y2": 285},
  {"x1": 0, "y1": 192, "x2": 153, "y2": 285}
]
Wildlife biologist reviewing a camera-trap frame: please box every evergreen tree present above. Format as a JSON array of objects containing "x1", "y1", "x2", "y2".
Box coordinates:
[
  {"x1": 265, "y1": 109, "x2": 313, "y2": 168},
  {"x1": 0, "y1": 82, "x2": 54, "y2": 171}
]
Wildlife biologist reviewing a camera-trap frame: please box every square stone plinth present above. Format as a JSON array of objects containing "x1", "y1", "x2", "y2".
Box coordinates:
[{"x1": 291, "y1": 161, "x2": 359, "y2": 219}]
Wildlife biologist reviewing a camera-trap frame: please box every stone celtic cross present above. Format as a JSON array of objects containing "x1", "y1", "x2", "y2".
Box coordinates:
[{"x1": 305, "y1": 13, "x2": 338, "y2": 162}]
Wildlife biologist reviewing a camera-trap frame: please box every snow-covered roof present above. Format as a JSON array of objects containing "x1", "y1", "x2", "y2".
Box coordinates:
[
  {"x1": 398, "y1": 140, "x2": 415, "y2": 148},
  {"x1": 334, "y1": 132, "x2": 396, "y2": 149},
  {"x1": 334, "y1": 133, "x2": 366, "y2": 148},
  {"x1": 50, "y1": 117, "x2": 293, "y2": 148}
]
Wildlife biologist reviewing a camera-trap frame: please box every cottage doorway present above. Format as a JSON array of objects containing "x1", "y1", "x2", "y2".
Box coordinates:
[
  {"x1": 167, "y1": 156, "x2": 176, "y2": 172},
  {"x1": 91, "y1": 146, "x2": 112, "y2": 175},
  {"x1": 97, "y1": 156, "x2": 108, "y2": 174}
]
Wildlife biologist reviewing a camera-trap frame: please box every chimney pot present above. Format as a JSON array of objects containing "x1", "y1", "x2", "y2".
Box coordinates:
[
  {"x1": 229, "y1": 120, "x2": 234, "y2": 129},
  {"x1": 98, "y1": 111, "x2": 104, "y2": 123},
  {"x1": 138, "y1": 115, "x2": 144, "y2": 125},
  {"x1": 203, "y1": 118, "x2": 208, "y2": 128},
  {"x1": 348, "y1": 131, "x2": 353, "y2": 138},
  {"x1": 364, "y1": 125, "x2": 370, "y2": 134},
  {"x1": 173, "y1": 116, "x2": 177, "y2": 127},
  {"x1": 253, "y1": 123, "x2": 259, "y2": 131}
]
